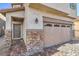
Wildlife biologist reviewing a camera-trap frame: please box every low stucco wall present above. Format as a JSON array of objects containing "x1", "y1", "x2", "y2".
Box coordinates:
[
  {"x1": 74, "y1": 21, "x2": 79, "y2": 40},
  {"x1": 75, "y1": 30, "x2": 79, "y2": 40}
]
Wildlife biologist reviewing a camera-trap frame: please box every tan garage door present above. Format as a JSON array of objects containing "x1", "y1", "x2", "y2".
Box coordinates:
[{"x1": 43, "y1": 22, "x2": 72, "y2": 47}]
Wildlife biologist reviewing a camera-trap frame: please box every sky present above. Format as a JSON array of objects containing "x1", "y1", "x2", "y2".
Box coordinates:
[
  {"x1": 0, "y1": 3, "x2": 11, "y2": 10},
  {"x1": 77, "y1": 4, "x2": 79, "y2": 16},
  {"x1": 0, "y1": 3, "x2": 79, "y2": 16}
]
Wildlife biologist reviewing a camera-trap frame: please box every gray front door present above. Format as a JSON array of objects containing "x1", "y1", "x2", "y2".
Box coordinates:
[{"x1": 12, "y1": 23, "x2": 22, "y2": 39}]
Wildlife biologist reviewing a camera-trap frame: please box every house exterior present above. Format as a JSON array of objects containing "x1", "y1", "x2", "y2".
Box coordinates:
[
  {"x1": 0, "y1": 3, "x2": 77, "y2": 55},
  {"x1": 0, "y1": 13, "x2": 6, "y2": 37},
  {"x1": 74, "y1": 17, "x2": 79, "y2": 39}
]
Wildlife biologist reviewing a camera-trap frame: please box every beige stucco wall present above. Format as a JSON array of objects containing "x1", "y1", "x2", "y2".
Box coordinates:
[
  {"x1": 6, "y1": 11, "x2": 24, "y2": 30},
  {"x1": 26, "y1": 8, "x2": 43, "y2": 30},
  {"x1": 74, "y1": 21, "x2": 79, "y2": 39},
  {"x1": 29, "y1": 8, "x2": 73, "y2": 22},
  {"x1": 42, "y1": 3, "x2": 76, "y2": 17},
  {"x1": 75, "y1": 30, "x2": 79, "y2": 39},
  {"x1": 74, "y1": 21, "x2": 79, "y2": 30},
  {"x1": 6, "y1": 11, "x2": 25, "y2": 42}
]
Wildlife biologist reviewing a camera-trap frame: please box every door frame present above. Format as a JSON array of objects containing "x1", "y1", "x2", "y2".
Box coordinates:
[{"x1": 12, "y1": 22, "x2": 23, "y2": 40}]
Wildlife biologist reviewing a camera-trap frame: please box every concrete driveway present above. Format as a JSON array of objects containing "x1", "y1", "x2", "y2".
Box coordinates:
[{"x1": 32, "y1": 40, "x2": 79, "y2": 56}]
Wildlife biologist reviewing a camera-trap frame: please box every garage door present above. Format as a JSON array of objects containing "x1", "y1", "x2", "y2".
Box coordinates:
[{"x1": 43, "y1": 22, "x2": 72, "y2": 47}]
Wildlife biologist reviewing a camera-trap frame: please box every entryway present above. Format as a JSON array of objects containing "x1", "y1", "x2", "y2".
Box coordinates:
[
  {"x1": 12, "y1": 23, "x2": 22, "y2": 39},
  {"x1": 12, "y1": 17, "x2": 23, "y2": 40},
  {"x1": 9, "y1": 17, "x2": 26, "y2": 56}
]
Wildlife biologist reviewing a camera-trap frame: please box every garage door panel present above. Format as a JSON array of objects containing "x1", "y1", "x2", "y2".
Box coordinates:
[
  {"x1": 44, "y1": 23, "x2": 61, "y2": 47},
  {"x1": 65, "y1": 26, "x2": 71, "y2": 41},
  {"x1": 58, "y1": 24, "x2": 71, "y2": 43},
  {"x1": 44, "y1": 24, "x2": 55, "y2": 47},
  {"x1": 53, "y1": 27, "x2": 61, "y2": 44},
  {"x1": 60, "y1": 27, "x2": 67, "y2": 43},
  {"x1": 43, "y1": 22, "x2": 72, "y2": 47}
]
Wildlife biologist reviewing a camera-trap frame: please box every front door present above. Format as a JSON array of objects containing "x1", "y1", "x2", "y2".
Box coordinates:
[{"x1": 12, "y1": 22, "x2": 22, "y2": 39}]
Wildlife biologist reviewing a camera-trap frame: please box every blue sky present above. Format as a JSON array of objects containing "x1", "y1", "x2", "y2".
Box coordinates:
[
  {"x1": 0, "y1": 3, "x2": 11, "y2": 10},
  {"x1": 77, "y1": 4, "x2": 79, "y2": 16},
  {"x1": 0, "y1": 3, "x2": 79, "y2": 16}
]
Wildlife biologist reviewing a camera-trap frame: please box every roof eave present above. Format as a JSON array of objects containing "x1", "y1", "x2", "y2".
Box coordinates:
[{"x1": 0, "y1": 7, "x2": 25, "y2": 14}]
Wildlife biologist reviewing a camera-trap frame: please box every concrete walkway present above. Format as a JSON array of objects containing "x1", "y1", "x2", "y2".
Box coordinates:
[
  {"x1": 0, "y1": 36, "x2": 9, "y2": 56},
  {"x1": 32, "y1": 40, "x2": 79, "y2": 56},
  {"x1": 53, "y1": 40, "x2": 79, "y2": 56}
]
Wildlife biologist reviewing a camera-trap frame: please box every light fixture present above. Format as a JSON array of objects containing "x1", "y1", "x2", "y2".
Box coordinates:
[{"x1": 35, "y1": 18, "x2": 38, "y2": 24}]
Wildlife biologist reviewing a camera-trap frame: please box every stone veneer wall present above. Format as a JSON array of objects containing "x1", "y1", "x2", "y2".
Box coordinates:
[
  {"x1": 5, "y1": 30, "x2": 12, "y2": 55},
  {"x1": 26, "y1": 31, "x2": 44, "y2": 55}
]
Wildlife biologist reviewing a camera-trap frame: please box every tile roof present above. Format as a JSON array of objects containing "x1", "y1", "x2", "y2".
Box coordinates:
[{"x1": 0, "y1": 7, "x2": 24, "y2": 14}]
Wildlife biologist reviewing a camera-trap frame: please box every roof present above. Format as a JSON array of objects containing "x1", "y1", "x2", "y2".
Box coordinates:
[
  {"x1": 0, "y1": 7, "x2": 24, "y2": 14},
  {"x1": 30, "y1": 3, "x2": 76, "y2": 19},
  {"x1": 12, "y1": 3, "x2": 23, "y2": 5},
  {"x1": 0, "y1": 3, "x2": 76, "y2": 19}
]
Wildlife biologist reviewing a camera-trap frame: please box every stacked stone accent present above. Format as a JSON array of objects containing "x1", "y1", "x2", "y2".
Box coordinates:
[
  {"x1": 9, "y1": 39, "x2": 27, "y2": 56},
  {"x1": 5, "y1": 30, "x2": 11, "y2": 45},
  {"x1": 5, "y1": 30, "x2": 12, "y2": 55},
  {"x1": 26, "y1": 31, "x2": 44, "y2": 55}
]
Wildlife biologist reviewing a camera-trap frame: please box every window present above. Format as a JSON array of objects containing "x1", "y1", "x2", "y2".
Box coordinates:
[
  {"x1": 61, "y1": 25, "x2": 66, "y2": 27},
  {"x1": 66, "y1": 25, "x2": 71, "y2": 27},
  {"x1": 44, "y1": 24, "x2": 52, "y2": 27},
  {"x1": 70, "y1": 3, "x2": 76, "y2": 9},
  {"x1": 54, "y1": 24, "x2": 60, "y2": 27}
]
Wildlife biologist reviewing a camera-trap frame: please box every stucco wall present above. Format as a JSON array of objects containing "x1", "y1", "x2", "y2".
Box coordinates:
[
  {"x1": 25, "y1": 7, "x2": 73, "y2": 30},
  {"x1": 6, "y1": 11, "x2": 24, "y2": 30},
  {"x1": 29, "y1": 8, "x2": 73, "y2": 22},
  {"x1": 5, "y1": 11, "x2": 25, "y2": 50},
  {"x1": 74, "y1": 21, "x2": 79, "y2": 30},
  {"x1": 6, "y1": 11, "x2": 25, "y2": 38},
  {"x1": 42, "y1": 3, "x2": 76, "y2": 17},
  {"x1": 74, "y1": 21, "x2": 79, "y2": 39},
  {"x1": 26, "y1": 8, "x2": 43, "y2": 30},
  {"x1": 5, "y1": 4, "x2": 74, "y2": 31}
]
